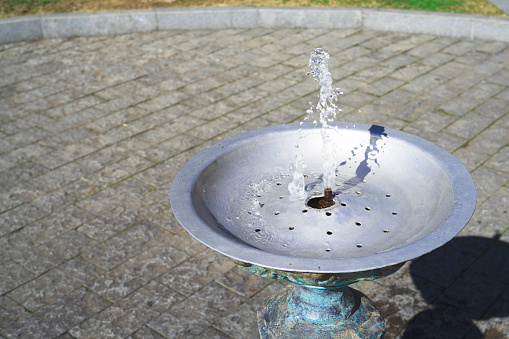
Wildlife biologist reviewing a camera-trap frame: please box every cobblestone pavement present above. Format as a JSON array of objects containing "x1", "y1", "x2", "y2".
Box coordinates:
[{"x1": 0, "y1": 27, "x2": 508, "y2": 339}]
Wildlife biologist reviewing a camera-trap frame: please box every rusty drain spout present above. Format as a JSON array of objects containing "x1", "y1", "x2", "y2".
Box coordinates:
[{"x1": 318, "y1": 188, "x2": 335, "y2": 209}]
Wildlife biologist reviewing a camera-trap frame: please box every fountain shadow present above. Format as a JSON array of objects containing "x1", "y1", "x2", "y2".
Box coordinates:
[{"x1": 401, "y1": 235, "x2": 509, "y2": 339}]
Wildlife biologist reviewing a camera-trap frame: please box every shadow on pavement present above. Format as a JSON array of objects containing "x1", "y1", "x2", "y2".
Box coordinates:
[{"x1": 401, "y1": 236, "x2": 509, "y2": 339}]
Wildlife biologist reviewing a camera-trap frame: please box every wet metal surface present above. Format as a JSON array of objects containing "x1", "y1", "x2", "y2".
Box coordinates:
[{"x1": 171, "y1": 122, "x2": 476, "y2": 273}]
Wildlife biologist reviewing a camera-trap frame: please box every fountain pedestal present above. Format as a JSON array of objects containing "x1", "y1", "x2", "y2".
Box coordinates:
[
  {"x1": 258, "y1": 284, "x2": 384, "y2": 338},
  {"x1": 233, "y1": 259, "x2": 404, "y2": 338}
]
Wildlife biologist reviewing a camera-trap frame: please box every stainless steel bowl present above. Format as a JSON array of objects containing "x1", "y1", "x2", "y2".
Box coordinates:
[{"x1": 170, "y1": 122, "x2": 476, "y2": 273}]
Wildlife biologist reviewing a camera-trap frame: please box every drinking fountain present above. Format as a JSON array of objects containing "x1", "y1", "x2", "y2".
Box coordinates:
[{"x1": 170, "y1": 121, "x2": 476, "y2": 338}]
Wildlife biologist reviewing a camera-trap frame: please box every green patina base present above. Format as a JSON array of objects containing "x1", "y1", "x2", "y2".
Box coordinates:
[
  {"x1": 229, "y1": 259, "x2": 405, "y2": 338},
  {"x1": 257, "y1": 284, "x2": 385, "y2": 339}
]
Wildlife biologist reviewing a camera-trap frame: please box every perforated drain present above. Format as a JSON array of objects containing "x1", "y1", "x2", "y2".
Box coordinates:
[{"x1": 234, "y1": 171, "x2": 404, "y2": 258}]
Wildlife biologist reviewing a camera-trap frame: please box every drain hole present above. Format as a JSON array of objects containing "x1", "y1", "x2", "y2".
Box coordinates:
[
  {"x1": 326, "y1": 212, "x2": 332, "y2": 216},
  {"x1": 392, "y1": 212, "x2": 398, "y2": 215},
  {"x1": 276, "y1": 182, "x2": 282, "y2": 186},
  {"x1": 383, "y1": 229, "x2": 390, "y2": 233},
  {"x1": 325, "y1": 249, "x2": 331, "y2": 252},
  {"x1": 386, "y1": 194, "x2": 391, "y2": 197},
  {"x1": 275, "y1": 211, "x2": 280, "y2": 215},
  {"x1": 355, "y1": 221, "x2": 362, "y2": 226},
  {"x1": 357, "y1": 244, "x2": 363, "y2": 248},
  {"x1": 255, "y1": 229, "x2": 261, "y2": 232},
  {"x1": 302, "y1": 209, "x2": 308, "y2": 213},
  {"x1": 365, "y1": 207, "x2": 371, "y2": 211},
  {"x1": 289, "y1": 226, "x2": 295, "y2": 230},
  {"x1": 307, "y1": 196, "x2": 336, "y2": 209},
  {"x1": 340, "y1": 202, "x2": 347, "y2": 206},
  {"x1": 327, "y1": 230, "x2": 333, "y2": 235}
]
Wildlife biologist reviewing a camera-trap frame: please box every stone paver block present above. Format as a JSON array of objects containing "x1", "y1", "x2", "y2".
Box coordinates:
[
  {"x1": 7, "y1": 257, "x2": 102, "y2": 311},
  {"x1": 158, "y1": 250, "x2": 235, "y2": 297},
  {"x1": 486, "y1": 145, "x2": 509, "y2": 173},
  {"x1": 445, "y1": 112, "x2": 496, "y2": 139},
  {"x1": 148, "y1": 282, "x2": 244, "y2": 338},
  {"x1": 5, "y1": 288, "x2": 110, "y2": 338}
]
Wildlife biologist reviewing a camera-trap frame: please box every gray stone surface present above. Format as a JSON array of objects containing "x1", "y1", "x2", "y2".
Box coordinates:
[
  {"x1": 0, "y1": 16, "x2": 42, "y2": 44},
  {"x1": 1, "y1": 7, "x2": 509, "y2": 44},
  {"x1": 0, "y1": 25, "x2": 508, "y2": 338},
  {"x1": 42, "y1": 10, "x2": 157, "y2": 39},
  {"x1": 486, "y1": 0, "x2": 509, "y2": 15}
]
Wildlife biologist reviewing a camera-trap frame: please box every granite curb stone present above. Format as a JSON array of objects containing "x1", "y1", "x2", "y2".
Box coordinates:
[{"x1": 1, "y1": 7, "x2": 509, "y2": 44}]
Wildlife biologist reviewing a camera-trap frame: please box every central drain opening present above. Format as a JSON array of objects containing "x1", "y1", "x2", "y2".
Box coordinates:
[{"x1": 307, "y1": 188, "x2": 335, "y2": 209}]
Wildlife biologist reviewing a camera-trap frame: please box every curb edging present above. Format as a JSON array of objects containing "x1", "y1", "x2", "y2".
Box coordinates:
[{"x1": 1, "y1": 7, "x2": 509, "y2": 44}]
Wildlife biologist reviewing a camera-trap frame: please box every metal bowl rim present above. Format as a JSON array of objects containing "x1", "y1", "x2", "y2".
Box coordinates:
[{"x1": 170, "y1": 122, "x2": 477, "y2": 273}]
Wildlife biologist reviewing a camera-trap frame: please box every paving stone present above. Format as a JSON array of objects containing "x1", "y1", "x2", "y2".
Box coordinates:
[
  {"x1": 475, "y1": 98, "x2": 509, "y2": 120},
  {"x1": 487, "y1": 69, "x2": 509, "y2": 87},
  {"x1": 77, "y1": 139, "x2": 148, "y2": 172},
  {"x1": 158, "y1": 250, "x2": 235, "y2": 297},
  {"x1": 5, "y1": 288, "x2": 110, "y2": 338},
  {"x1": 82, "y1": 155, "x2": 154, "y2": 191},
  {"x1": 7, "y1": 257, "x2": 102, "y2": 311},
  {"x1": 216, "y1": 266, "x2": 271, "y2": 299},
  {"x1": 43, "y1": 95, "x2": 105, "y2": 119},
  {"x1": 472, "y1": 166, "x2": 509, "y2": 206},
  {"x1": 30, "y1": 178, "x2": 96, "y2": 213},
  {"x1": 0, "y1": 181, "x2": 43, "y2": 213},
  {"x1": 0, "y1": 296, "x2": 29, "y2": 330},
  {"x1": 198, "y1": 327, "x2": 232, "y2": 339},
  {"x1": 89, "y1": 244, "x2": 188, "y2": 302},
  {"x1": 445, "y1": 112, "x2": 496, "y2": 139},
  {"x1": 135, "y1": 116, "x2": 205, "y2": 146},
  {"x1": 404, "y1": 110, "x2": 456, "y2": 136},
  {"x1": 137, "y1": 134, "x2": 202, "y2": 163},
  {"x1": 128, "y1": 326, "x2": 168, "y2": 339},
  {"x1": 148, "y1": 282, "x2": 244, "y2": 338},
  {"x1": 439, "y1": 96, "x2": 479, "y2": 116},
  {"x1": 77, "y1": 178, "x2": 153, "y2": 215},
  {"x1": 82, "y1": 221, "x2": 165, "y2": 270},
  {"x1": 78, "y1": 206, "x2": 147, "y2": 242},
  {"x1": 473, "y1": 299, "x2": 509, "y2": 339},
  {"x1": 212, "y1": 302, "x2": 258, "y2": 339},
  {"x1": 0, "y1": 261, "x2": 36, "y2": 295},
  {"x1": 486, "y1": 144, "x2": 509, "y2": 173},
  {"x1": 29, "y1": 162, "x2": 88, "y2": 192},
  {"x1": 69, "y1": 302, "x2": 159, "y2": 338},
  {"x1": 16, "y1": 230, "x2": 96, "y2": 275},
  {"x1": 439, "y1": 268, "x2": 506, "y2": 319},
  {"x1": 134, "y1": 151, "x2": 198, "y2": 188},
  {"x1": 341, "y1": 91, "x2": 376, "y2": 108},
  {"x1": 453, "y1": 146, "x2": 490, "y2": 172},
  {"x1": 0, "y1": 203, "x2": 47, "y2": 237},
  {"x1": 0, "y1": 161, "x2": 48, "y2": 191}
]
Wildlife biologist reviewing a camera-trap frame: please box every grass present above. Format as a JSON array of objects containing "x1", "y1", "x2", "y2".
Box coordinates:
[{"x1": 0, "y1": 0, "x2": 506, "y2": 18}]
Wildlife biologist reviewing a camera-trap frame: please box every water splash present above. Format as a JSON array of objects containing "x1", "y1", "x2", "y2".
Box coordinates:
[
  {"x1": 288, "y1": 130, "x2": 307, "y2": 198},
  {"x1": 306, "y1": 48, "x2": 343, "y2": 189},
  {"x1": 306, "y1": 48, "x2": 342, "y2": 128},
  {"x1": 288, "y1": 48, "x2": 343, "y2": 197}
]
